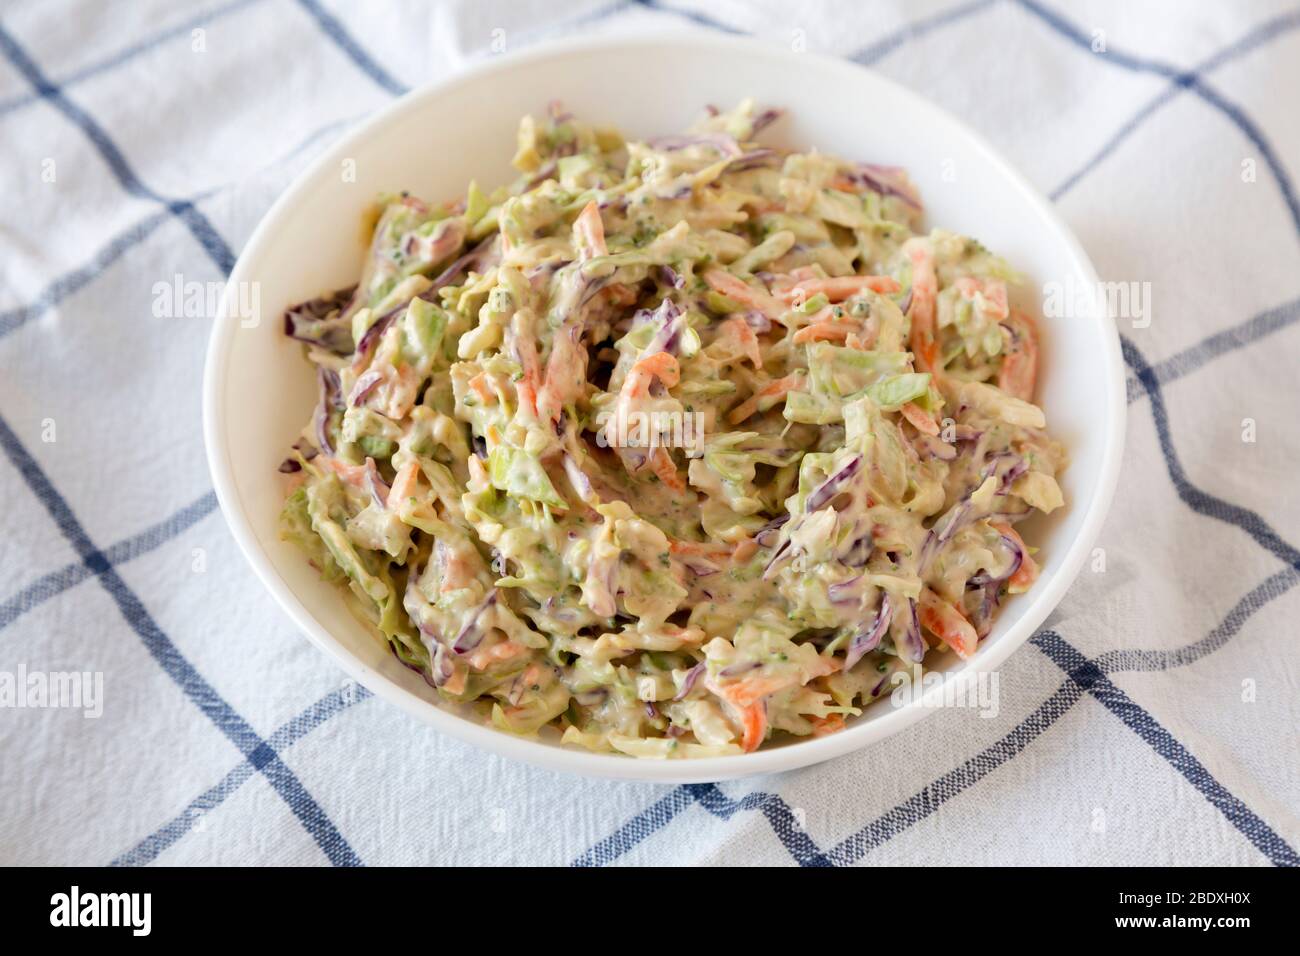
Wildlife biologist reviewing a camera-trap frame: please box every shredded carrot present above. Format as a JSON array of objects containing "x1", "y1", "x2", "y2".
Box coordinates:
[
  {"x1": 997, "y1": 310, "x2": 1038, "y2": 402},
  {"x1": 442, "y1": 665, "x2": 468, "y2": 696},
  {"x1": 779, "y1": 275, "x2": 902, "y2": 302},
  {"x1": 647, "y1": 447, "x2": 685, "y2": 492},
  {"x1": 737, "y1": 701, "x2": 767, "y2": 752},
  {"x1": 721, "y1": 317, "x2": 763, "y2": 369},
  {"x1": 728, "y1": 374, "x2": 802, "y2": 424},
  {"x1": 792, "y1": 321, "x2": 854, "y2": 345},
  {"x1": 319, "y1": 455, "x2": 369, "y2": 489},
  {"x1": 573, "y1": 200, "x2": 607, "y2": 259},
  {"x1": 719, "y1": 673, "x2": 794, "y2": 709},
  {"x1": 904, "y1": 239, "x2": 948, "y2": 391},
  {"x1": 703, "y1": 269, "x2": 786, "y2": 320},
  {"x1": 468, "y1": 372, "x2": 495, "y2": 404},
  {"x1": 900, "y1": 401, "x2": 940, "y2": 436},
  {"x1": 918, "y1": 588, "x2": 978, "y2": 659},
  {"x1": 732, "y1": 537, "x2": 758, "y2": 563},
  {"x1": 516, "y1": 377, "x2": 539, "y2": 417},
  {"x1": 809, "y1": 713, "x2": 846, "y2": 736},
  {"x1": 388, "y1": 460, "x2": 421, "y2": 509},
  {"x1": 466, "y1": 638, "x2": 528, "y2": 672},
  {"x1": 631, "y1": 351, "x2": 681, "y2": 388},
  {"x1": 991, "y1": 521, "x2": 1039, "y2": 592},
  {"x1": 955, "y1": 276, "x2": 1010, "y2": 320}
]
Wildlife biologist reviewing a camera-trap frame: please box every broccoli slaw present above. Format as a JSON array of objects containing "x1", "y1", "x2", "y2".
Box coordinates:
[{"x1": 277, "y1": 101, "x2": 1066, "y2": 758}]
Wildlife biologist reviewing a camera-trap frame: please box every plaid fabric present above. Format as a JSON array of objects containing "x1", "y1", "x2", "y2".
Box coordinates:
[{"x1": 2, "y1": 0, "x2": 1298, "y2": 866}]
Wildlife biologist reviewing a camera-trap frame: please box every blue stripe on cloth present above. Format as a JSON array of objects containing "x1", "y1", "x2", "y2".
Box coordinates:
[
  {"x1": 579, "y1": 560, "x2": 1300, "y2": 868},
  {"x1": 293, "y1": 0, "x2": 410, "y2": 95},
  {"x1": 1096, "y1": 566, "x2": 1300, "y2": 674},
  {"x1": 0, "y1": 208, "x2": 172, "y2": 339},
  {"x1": 0, "y1": 25, "x2": 237, "y2": 275},
  {"x1": 1015, "y1": 0, "x2": 1300, "y2": 238},
  {"x1": 852, "y1": 0, "x2": 998, "y2": 65},
  {"x1": 1034, "y1": 631, "x2": 1300, "y2": 867},
  {"x1": 0, "y1": 0, "x2": 266, "y2": 119},
  {"x1": 1052, "y1": 9, "x2": 1300, "y2": 200},
  {"x1": 571, "y1": 786, "x2": 695, "y2": 866},
  {"x1": 688, "y1": 784, "x2": 832, "y2": 866},
  {"x1": 0, "y1": 490, "x2": 217, "y2": 631},
  {"x1": 1126, "y1": 296, "x2": 1300, "y2": 404},
  {"x1": 629, "y1": 0, "x2": 745, "y2": 34},
  {"x1": 547, "y1": 4, "x2": 1300, "y2": 868},
  {"x1": 112, "y1": 683, "x2": 372, "y2": 866},
  {"x1": 0, "y1": 414, "x2": 360, "y2": 866},
  {"x1": 827, "y1": 676, "x2": 1086, "y2": 864},
  {"x1": 0, "y1": 110, "x2": 364, "y2": 343},
  {"x1": 1124, "y1": 334, "x2": 1300, "y2": 570}
]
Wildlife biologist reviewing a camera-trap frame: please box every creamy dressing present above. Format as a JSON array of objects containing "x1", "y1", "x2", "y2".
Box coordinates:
[{"x1": 279, "y1": 101, "x2": 1066, "y2": 757}]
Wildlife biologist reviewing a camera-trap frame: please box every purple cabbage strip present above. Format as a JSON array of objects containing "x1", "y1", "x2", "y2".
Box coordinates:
[
  {"x1": 277, "y1": 458, "x2": 301, "y2": 474},
  {"x1": 728, "y1": 149, "x2": 780, "y2": 172},
  {"x1": 762, "y1": 535, "x2": 794, "y2": 579},
  {"x1": 648, "y1": 132, "x2": 742, "y2": 156},
  {"x1": 845, "y1": 593, "x2": 893, "y2": 671},
  {"x1": 852, "y1": 163, "x2": 923, "y2": 211},
  {"x1": 656, "y1": 182, "x2": 695, "y2": 201},
  {"x1": 897, "y1": 286, "x2": 914, "y2": 316},
  {"x1": 392, "y1": 643, "x2": 439, "y2": 691},
  {"x1": 363, "y1": 457, "x2": 389, "y2": 508},
  {"x1": 430, "y1": 642, "x2": 454, "y2": 687},
  {"x1": 526, "y1": 159, "x2": 558, "y2": 189},
  {"x1": 995, "y1": 459, "x2": 1029, "y2": 495},
  {"x1": 969, "y1": 532, "x2": 1024, "y2": 586},
  {"x1": 685, "y1": 562, "x2": 720, "y2": 578},
  {"x1": 673, "y1": 663, "x2": 706, "y2": 701},
  {"x1": 642, "y1": 298, "x2": 685, "y2": 356},
  {"x1": 452, "y1": 592, "x2": 497, "y2": 653},
  {"x1": 840, "y1": 532, "x2": 873, "y2": 567},
  {"x1": 901, "y1": 598, "x2": 925, "y2": 662},
  {"x1": 741, "y1": 309, "x2": 771, "y2": 333},
  {"x1": 425, "y1": 234, "x2": 501, "y2": 294},
  {"x1": 349, "y1": 369, "x2": 382, "y2": 407},
  {"x1": 283, "y1": 284, "x2": 357, "y2": 355},
  {"x1": 750, "y1": 107, "x2": 784, "y2": 136},
  {"x1": 718, "y1": 661, "x2": 761, "y2": 678},
  {"x1": 754, "y1": 514, "x2": 790, "y2": 548},
  {"x1": 355, "y1": 306, "x2": 400, "y2": 358},
  {"x1": 659, "y1": 265, "x2": 685, "y2": 290},
  {"x1": 827, "y1": 575, "x2": 862, "y2": 605},
  {"x1": 313, "y1": 367, "x2": 343, "y2": 455},
  {"x1": 805, "y1": 454, "x2": 863, "y2": 513},
  {"x1": 575, "y1": 688, "x2": 608, "y2": 707},
  {"x1": 562, "y1": 454, "x2": 594, "y2": 500},
  {"x1": 920, "y1": 498, "x2": 973, "y2": 571}
]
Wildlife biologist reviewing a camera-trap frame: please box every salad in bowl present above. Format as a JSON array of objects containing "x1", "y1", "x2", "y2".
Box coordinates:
[{"x1": 276, "y1": 100, "x2": 1066, "y2": 759}]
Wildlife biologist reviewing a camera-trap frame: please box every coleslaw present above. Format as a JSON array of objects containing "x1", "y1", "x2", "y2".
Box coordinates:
[{"x1": 278, "y1": 101, "x2": 1066, "y2": 758}]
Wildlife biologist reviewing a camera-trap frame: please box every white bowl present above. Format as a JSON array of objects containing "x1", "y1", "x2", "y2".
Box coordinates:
[{"x1": 204, "y1": 33, "x2": 1125, "y2": 783}]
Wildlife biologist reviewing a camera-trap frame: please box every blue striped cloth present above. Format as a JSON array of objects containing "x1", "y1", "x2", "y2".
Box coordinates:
[{"x1": 2, "y1": 0, "x2": 1297, "y2": 866}]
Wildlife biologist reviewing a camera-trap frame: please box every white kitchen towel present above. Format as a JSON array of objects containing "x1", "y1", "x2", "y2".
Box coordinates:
[{"x1": 1, "y1": 0, "x2": 1297, "y2": 866}]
